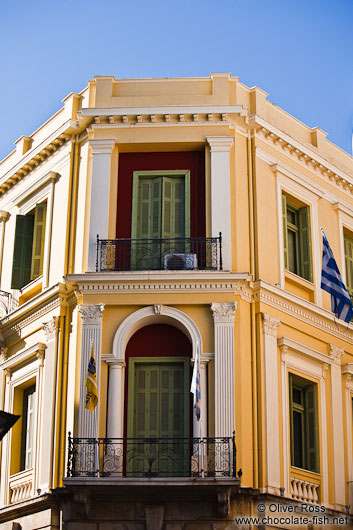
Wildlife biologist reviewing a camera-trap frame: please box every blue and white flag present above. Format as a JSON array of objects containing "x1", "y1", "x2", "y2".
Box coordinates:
[
  {"x1": 190, "y1": 341, "x2": 201, "y2": 421},
  {"x1": 321, "y1": 228, "x2": 353, "y2": 323}
]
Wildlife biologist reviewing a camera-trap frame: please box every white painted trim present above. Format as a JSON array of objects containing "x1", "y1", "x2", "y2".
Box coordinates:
[
  {"x1": 107, "y1": 305, "x2": 204, "y2": 439},
  {"x1": 112, "y1": 305, "x2": 202, "y2": 362},
  {"x1": 342, "y1": 364, "x2": 353, "y2": 513},
  {"x1": 279, "y1": 339, "x2": 330, "y2": 506},
  {"x1": 275, "y1": 169, "x2": 321, "y2": 304}
]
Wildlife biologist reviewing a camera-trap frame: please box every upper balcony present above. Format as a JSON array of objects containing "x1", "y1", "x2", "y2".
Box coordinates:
[{"x1": 96, "y1": 234, "x2": 223, "y2": 272}]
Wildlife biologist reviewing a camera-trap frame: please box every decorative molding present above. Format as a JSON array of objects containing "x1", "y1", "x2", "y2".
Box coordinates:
[
  {"x1": 210, "y1": 302, "x2": 237, "y2": 323},
  {"x1": 112, "y1": 305, "x2": 202, "y2": 362},
  {"x1": 42, "y1": 316, "x2": 60, "y2": 341},
  {"x1": 254, "y1": 280, "x2": 353, "y2": 344},
  {"x1": 88, "y1": 138, "x2": 116, "y2": 155},
  {"x1": 0, "y1": 129, "x2": 70, "y2": 197},
  {"x1": 278, "y1": 337, "x2": 333, "y2": 366},
  {"x1": 252, "y1": 116, "x2": 353, "y2": 199},
  {"x1": 0, "y1": 342, "x2": 46, "y2": 371},
  {"x1": 12, "y1": 171, "x2": 60, "y2": 207},
  {"x1": 262, "y1": 313, "x2": 281, "y2": 337},
  {"x1": 154, "y1": 305, "x2": 163, "y2": 315},
  {"x1": 329, "y1": 343, "x2": 344, "y2": 364},
  {"x1": 1, "y1": 296, "x2": 61, "y2": 338},
  {"x1": 0, "y1": 211, "x2": 9, "y2": 222},
  {"x1": 206, "y1": 136, "x2": 234, "y2": 152},
  {"x1": 78, "y1": 304, "x2": 105, "y2": 324},
  {"x1": 78, "y1": 104, "x2": 246, "y2": 119}
]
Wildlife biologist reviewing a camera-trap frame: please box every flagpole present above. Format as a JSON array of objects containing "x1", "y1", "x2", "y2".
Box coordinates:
[{"x1": 91, "y1": 339, "x2": 100, "y2": 478}]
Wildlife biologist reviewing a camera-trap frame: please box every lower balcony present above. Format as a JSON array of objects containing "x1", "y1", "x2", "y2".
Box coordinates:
[
  {"x1": 96, "y1": 235, "x2": 222, "y2": 272},
  {"x1": 67, "y1": 435, "x2": 236, "y2": 479}
]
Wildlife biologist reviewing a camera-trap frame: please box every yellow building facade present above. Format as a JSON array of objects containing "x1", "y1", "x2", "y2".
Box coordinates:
[{"x1": 0, "y1": 73, "x2": 352, "y2": 528}]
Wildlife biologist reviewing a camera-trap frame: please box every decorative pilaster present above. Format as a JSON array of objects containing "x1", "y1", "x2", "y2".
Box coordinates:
[
  {"x1": 342, "y1": 364, "x2": 353, "y2": 513},
  {"x1": 211, "y1": 302, "x2": 237, "y2": 437},
  {"x1": 206, "y1": 136, "x2": 234, "y2": 271},
  {"x1": 78, "y1": 304, "x2": 105, "y2": 437},
  {"x1": 262, "y1": 313, "x2": 281, "y2": 495},
  {"x1": 87, "y1": 139, "x2": 116, "y2": 271},
  {"x1": 329, "y1": 344, "x2": 345, "y2": 510}
]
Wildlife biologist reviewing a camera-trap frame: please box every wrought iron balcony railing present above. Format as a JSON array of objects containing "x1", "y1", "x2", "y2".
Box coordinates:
[
  {"x1": 96, "y1": 234, "x2": 222, "y2": 272},
  {"x1": 67, "y1": 435, "x2": 236, "y2": 479}
]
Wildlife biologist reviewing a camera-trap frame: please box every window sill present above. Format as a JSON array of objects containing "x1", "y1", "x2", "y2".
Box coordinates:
[
  {"x1": 18, "y1": 276, "x2": 43, "y2": 305},
  {"x1": 284, "y1": 270, "x2": 315, "y2": 303}
]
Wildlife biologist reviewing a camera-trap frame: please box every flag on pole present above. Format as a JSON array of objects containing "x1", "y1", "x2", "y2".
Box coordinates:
[
  {"x1": 85, "y1": 343, "x2": 98, "y2": 412},
  {"x1": 190, "y1": 341, "x2": 201, "y2": 421},
  {"x1": 321, "y1": 228, "x2": 353, "y2": 323}
]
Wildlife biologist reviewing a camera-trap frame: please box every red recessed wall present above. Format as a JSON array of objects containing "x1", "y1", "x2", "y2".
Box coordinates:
[
  {"x1": 116, "y1": 151, "x2": 205, "y2": 238},
  {"x1": 123, "y1": 323, "x2": 192, "y2": 437}
]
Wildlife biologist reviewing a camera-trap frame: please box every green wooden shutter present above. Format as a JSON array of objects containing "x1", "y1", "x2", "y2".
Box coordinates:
[
  {"x1": 344, "y1": 235, "x2": 353, "y2": 296},
  {"x1": 282, "y1": 194, "x2": 289, "y2": 270},
  {"x1": 30, "y1": 203, "x2": 47, "y2": 280},
  {"x1": 298, "y1": 206, "x2": 312, "y2": 282},
  {"x1": 11, "y1": 215, "x2": 34, "y2": 289},
  {"x1": 305, "y1": 384, "x2": 318, "y2": 472}
]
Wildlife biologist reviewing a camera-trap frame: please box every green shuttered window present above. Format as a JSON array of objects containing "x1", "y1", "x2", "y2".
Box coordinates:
[
  {"x1": 289, "y1": 374, "x2": 319, "y2": 473},
  {"x1": 282, "y1": 193, "x2": 313, "y2": 282},
  {"x1": 11, "y1": 202, "x2": 47, "y2": 289}
]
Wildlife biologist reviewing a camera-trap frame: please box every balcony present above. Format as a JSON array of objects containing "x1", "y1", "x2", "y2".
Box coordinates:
[
  {"x1": 67, "y1": 435, "x2": 236, "y2": 479},
  {"x1": 96, "y1": 235, "x2": 222, "y2": 272}
]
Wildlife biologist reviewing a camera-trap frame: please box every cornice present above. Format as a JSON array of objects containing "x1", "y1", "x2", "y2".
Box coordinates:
[
  {"x1": 278, "y1": 336, "x2": 332, "y2": 365},
  {"x1": 251, "y1": 115, "x2": 353, "y2": 199},
  {"x1": 254, "y1": 280, "x2": 353, "y2": 344},
  {"x1": 78, "y1": 104, "x2": 246, "y2": 120},
  {"x1": 0, "y1": 120, "x2": 78, "y2": 197},
  {"x1": 12, "y1": 171, "x2": 60, "y2": 207},
  {"x1": 0, "y1": 283, "x2": 65, "y2": 338},
  {"x1": 66, "y1": 271, "x2": 250, "y2": 295},
  {"x1": 0, "y1": 341, "x2": 46, "y2": 371}
]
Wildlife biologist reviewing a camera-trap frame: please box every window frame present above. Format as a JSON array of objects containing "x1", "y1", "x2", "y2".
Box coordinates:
[
  {"x1": 289, "y1": 373, "x2": 319, "y2": 474},
  {"x1": 131, "y1": 170, "x2": 191, "y2": 240}
]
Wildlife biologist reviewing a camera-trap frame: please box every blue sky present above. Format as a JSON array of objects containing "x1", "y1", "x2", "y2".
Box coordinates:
[{"x1": 0, "y1": 0, "x2": 352, "y2": 160}]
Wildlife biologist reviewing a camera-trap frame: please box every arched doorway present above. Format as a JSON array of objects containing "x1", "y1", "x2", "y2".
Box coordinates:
[{"x1": 125, "y1": 324, "x2": 192, "y2": 440}]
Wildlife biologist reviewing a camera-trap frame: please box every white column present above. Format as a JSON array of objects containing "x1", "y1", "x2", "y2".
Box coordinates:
[
  {"x1": 262, "y1": 313, "x2": 281, "y2": 495},
  {"x1": 211, "y1": 302, "x2": 237, "y2": 437},
  {"x1": 192, "y1": 355, "x2": 210, "y2": 438},
  {"x1": 78, "y1": 304, "x2": 105, "y2": 437},
  {"x1": 329, "y1": 344, "x2": 345, "y2": 510},
  {"x1": 206, "y1": 136, "x2": 233, "y2": 271},
  {"x1": 87, "y1": 139, "x2": 116, "y2": 271},
  {"x1": 106, "y1": 359, "x2": 125, "y2": 439}
]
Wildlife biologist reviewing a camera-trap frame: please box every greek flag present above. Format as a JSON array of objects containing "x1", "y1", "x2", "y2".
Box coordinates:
[
  {"x1": 190, "y1": 341, "x2": 201, "y2": 421},
  {"x1": 321, "y1": 228, "x2": 353, "y2": 323}
]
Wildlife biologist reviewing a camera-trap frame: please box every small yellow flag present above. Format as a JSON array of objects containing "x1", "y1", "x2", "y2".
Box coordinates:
[{"x1": 85, "y1": 343, "x2": 98, "y2": 413}]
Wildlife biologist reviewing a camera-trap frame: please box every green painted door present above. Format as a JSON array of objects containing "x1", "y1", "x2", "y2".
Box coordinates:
[
  {"x1": 133, "y1": 176, "x2": 186, "y2": 269},
  {"x1": 127, "y1": 359, "x2": 189, "y2": 477}
]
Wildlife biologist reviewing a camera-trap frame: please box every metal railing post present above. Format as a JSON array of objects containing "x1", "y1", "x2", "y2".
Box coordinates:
[
  {"x1": 219, "y1": 232, "x2": 223, "y2": 270},
  {"x1": 67, "y1": 431, "x2": 72, "y2": 477},
  {"x1": 96, "y1": 234, "x2": 99, "y2": 272},
  {"x1": 232, "y1": 430, "x2": 237, "y2": 479}
]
